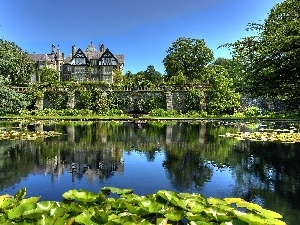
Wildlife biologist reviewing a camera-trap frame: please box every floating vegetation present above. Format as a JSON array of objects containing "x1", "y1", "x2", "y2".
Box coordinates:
[
  {"x1": 220, "y1": 127, "x2": 300, "y2": 143},
  {"x1": 0, "y1": 187, "x2": 286, "y2": 224},
  {"x1": 0, "y1": 130, "x2": 62, "y2": 141}
]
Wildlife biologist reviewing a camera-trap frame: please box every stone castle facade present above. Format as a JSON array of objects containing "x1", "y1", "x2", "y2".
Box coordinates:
[{"x1": 29, "y1": 42, "x2": 124, "y2": 84}]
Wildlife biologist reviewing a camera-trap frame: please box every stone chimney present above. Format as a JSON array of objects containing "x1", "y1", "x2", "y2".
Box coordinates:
[
  {"x1": 51, "y1": 44, "x2": 55, "y2": 54},
  {"x1": 100, "y1": 44, "x2": 104, "y2": 53},
  {"x1": 72, "y1": 45, "x2": 76, "y2": 57}
]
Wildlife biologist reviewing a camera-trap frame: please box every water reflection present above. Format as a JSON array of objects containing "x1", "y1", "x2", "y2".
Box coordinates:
[{"x1": 0, "y1": 120, "x2": 299, "y2": 224}]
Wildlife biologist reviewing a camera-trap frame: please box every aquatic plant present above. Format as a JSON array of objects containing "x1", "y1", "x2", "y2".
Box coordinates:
[{"x1": 0, "y1": 187, "x2": 286, "y2": 224}]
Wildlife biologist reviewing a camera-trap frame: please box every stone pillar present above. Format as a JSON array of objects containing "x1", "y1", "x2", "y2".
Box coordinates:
[
  {"x1": 165, "y1": 91, "x2": 173, "y2": 110},
  {"x1": 35, "y1": 97, "x2": 44, "y2": 110},
  {"x1": 165, "y1": 124, "x2": 173, "y2": 145},
  {"x1": 199, "y1": 88, "x2": 206, "y2": 111},
  {"x1": 67, "y1": 91, "x2": 75, "y2": 108},
  {"x1": 66, "y1": 125, "x2": 75, "y2": 142}
]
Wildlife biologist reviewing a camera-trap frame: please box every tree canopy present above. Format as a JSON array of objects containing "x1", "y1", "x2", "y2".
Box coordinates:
[
  {"x1": 163, "y1": 37, "x2": 214, "y2": 83},
  {"x1": 223, "y1": 0, "x2": 300, "y2": 102},
  {"x1": 0, "y1": 38, "x2": 34, "y2": 85},
  {"x1": 205, "y1": 65, "x2": 241, "y2": 115},
  {"x1": 0, "y1": 77, "x2": 29, "y2": 115}
]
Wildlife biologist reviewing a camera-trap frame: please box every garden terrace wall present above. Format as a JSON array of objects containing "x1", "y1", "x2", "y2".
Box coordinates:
[{"x1": 35, "y1": 85, "x2": 208, "y2": 113}]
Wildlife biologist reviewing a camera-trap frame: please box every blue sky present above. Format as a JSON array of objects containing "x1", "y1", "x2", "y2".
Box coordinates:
[{"x1": 0, "y1": 0, "x2": 283, "y2": 74}]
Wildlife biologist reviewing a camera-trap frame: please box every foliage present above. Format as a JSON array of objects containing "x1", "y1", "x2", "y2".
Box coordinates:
[
  {"x1": 167, "y1": 70, "x2": 187, "y2": 85},
  {"x1": 44, "y1": 91, "x2": 68, "y2": 110},
  {"x1": 184, "y1": 89, "x2": 200, "y2": 112},
  {"x1": 163, "y1": 37, "x2": 214, "y2": 83},
  {"x1": 0, "y1": 77, "x2": 29, "y2": 115},
  {"x1": 0, "y1": 187, "x2": 286, "y2": 224},
  {"x1": 39, "y1": 67, "x2": 60, "y2": 83},
  {"x1": 213, "y1": 57, "x2": 245, "y2": 93},
  {"x1": 244, "y1": 106, "x2": 261, "y2": 117},
  {"x1": 149, "y1": 109, "x2": 180, "y2": 117},
  {"x1": 75, "y1": 90, "x2": 94, "y2": 110},
  {"x1": 205, "y1": 65, "x2": 241, "y2": 115},
  {"x1": 22, "y1": 109, "x2": 95, "y2": 117},
  {"x1": 143, "y1": 65, "x2": 163, "y2": 85},
  {"x1": 223, "y1": 0, "x2": 300, "y2": 102},
  {"x1": 0, "y1": 38, "x2": 34, "y2": 85}
]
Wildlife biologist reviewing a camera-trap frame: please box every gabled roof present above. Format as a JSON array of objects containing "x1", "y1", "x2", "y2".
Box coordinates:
[
  {"x1": 29, "y1": 53, "x2": 55, "y2": 62},
  {"x1": 70, "y1": 48, "x2": 90, "y2": 65}
]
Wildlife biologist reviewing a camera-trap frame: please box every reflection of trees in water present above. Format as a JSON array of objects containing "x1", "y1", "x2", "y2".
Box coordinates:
[
  {"x1": 0, "y1": 141, "x2": 35, "y2": 190},
  {"x1": 230, "y1": 140, "x2": 300, "y2": 224},
  {"x1": 163, "y1": 149, "x2": 213, "y2": 191}
]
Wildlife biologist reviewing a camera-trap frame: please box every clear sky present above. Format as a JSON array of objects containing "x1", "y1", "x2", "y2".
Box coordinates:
[{"x1": 0, "y1": 0, "x2": 283, "y2": 74}]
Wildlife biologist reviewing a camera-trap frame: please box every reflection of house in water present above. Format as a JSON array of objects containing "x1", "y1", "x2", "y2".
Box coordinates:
[{"x1": 63, "y1": 147, "x2": 124, "y2": 182}]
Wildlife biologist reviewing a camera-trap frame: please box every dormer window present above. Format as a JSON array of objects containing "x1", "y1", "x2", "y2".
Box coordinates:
[{"x1": 75, "y1": 58, "x2": 85, "y2": 64}]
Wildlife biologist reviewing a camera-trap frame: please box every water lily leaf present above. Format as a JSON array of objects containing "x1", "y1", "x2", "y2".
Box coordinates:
[
  {"x1": 22, "y1": 209, "x2": 45, "y2": 219},
  {"x1": 164, "y1": 210, "x2": 185, "y2": 221},
  {"x1": 233, "y1": 210, "x2": 266, "y2": 224},
  {"x1": 138, "y1": 198, "x2": 164, "y2": 213},
  {"x1": 157, "y1": 190, "x2": 180, "y2": 206},
  {"x1": 62, "y1": 189, "x2": 98, "y2": 202},
  {"x1": 224, "y1": 198, "x2": 246, "y2": 205},
  {"x1": 185, "y1": 212, "x2": 209, "y2": 222},
  {"x1": 189, "y1": 221, "x2": 213, "y2": 225},
  {"x1": 255, "y1": 208, "x2": 283, "y2": 219},
  {"x1": 14, "y1": 187, "x2": 26, "y2": 201},
  {"x1": 0, "y1": 198, "x2": 15, "y2": 210},
  {"x1": 7, "y1": 202, "x2": 36, "y2": 220},
  {"x1": 50, "y1": 206, "x2": 67, "y2": 217},
  {"x1": 207, "y1": 197, "x2": 226, "y2": 206},
  {"x1": 20, "y1": 196, "x2": 40, "y2": 204},
  {"x1": 102, "y1": 187, "x2": 133, "y2": 195},
  {"x1": 36, "y1": 201, "x2": 55, "y2": 211},
  {"x1": 75, "y1": 210, "x2": 94, "y2": 225}
]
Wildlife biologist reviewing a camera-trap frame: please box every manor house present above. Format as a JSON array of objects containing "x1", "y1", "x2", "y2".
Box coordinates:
[{"x1": 29, "y1": 42, "x2": 124, "y2": 84}]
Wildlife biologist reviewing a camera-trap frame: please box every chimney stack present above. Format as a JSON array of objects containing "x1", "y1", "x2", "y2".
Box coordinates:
[{"x1": 72, "y1": 45, "x2": 76, "y2": 57}]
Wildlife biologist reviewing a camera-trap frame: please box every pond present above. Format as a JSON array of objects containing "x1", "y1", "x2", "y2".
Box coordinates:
[{"x1": 0, "y1": 120, "x2": 299, "y2": 224}]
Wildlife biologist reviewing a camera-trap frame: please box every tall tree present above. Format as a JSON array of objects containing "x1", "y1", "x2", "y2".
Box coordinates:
[
  {"x1": 144, "y1": 65, "x2": 163, "y2": 84},
  {"x1": 163, "y1": 37, "x2": 214, "y2": 83},
  {"x1": 205, "y1": 65, "x2": 241, "y2": 115},
  {"x1": 213, "y1": 57, "x2": 245, "y2": 93},
  {"x1": 0, "y1": 38, "x2": 34, "y2": 85},
  {"x1": 223, "y1": 0, "x2": 300, "y2": 103}
]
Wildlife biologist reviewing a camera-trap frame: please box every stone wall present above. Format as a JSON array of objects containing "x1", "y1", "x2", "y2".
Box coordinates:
[{"x1": 38, "y1": 85, "x2": 208, "y2": 113}]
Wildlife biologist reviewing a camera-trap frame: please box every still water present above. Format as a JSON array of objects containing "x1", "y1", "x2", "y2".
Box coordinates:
[{"x1": 0, "y1": 120, "x2": 299, "y2": 224}]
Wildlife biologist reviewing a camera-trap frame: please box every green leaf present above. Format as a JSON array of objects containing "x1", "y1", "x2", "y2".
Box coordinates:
[
  {"x1": 0, "y1": 198, "x2": 16, "y2": 210},
  {"x1": 7, "y1": 202, "x2": 36, "y2": 220},
  {"x1": 62, "y1": 189, "x2": 98, "y2": 202},
  {"x1": 36, "y1": 201, "x2": 55, "y2": 211},
  {"x1": 157, "y1": 190, "x2": 180, "y2": 206},
  {"x1": 164, "y1": 210, "x2": 185, "y2": 221},
  {"x1": 20, "y1": 196, "x2": 40, "y2": 204},
  {"x1": 22, "y1": 209, "x2": 45, "y2": 219},
  {"x1": 14, "y1": 188, "x2": 26, "y2": 201}
]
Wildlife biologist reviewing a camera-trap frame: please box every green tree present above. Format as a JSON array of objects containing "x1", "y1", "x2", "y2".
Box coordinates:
[
  {"x1": 39, "y1": 67, "x2": 59, "y2": 83},
  {"x1": 144, "y1": 65, "x2": 163, "y2": 84},
  {"x1": 213, "y1": 57, "x2": 245, "y2": 93},
  {"x1": 205, "y1": 65, "x2": 241, "y2": 115},
  {"x1": 223, "y1": 0, "x2": 300, "y2": 103},
  {"x1": 0, "y1": 38, "x2": 34, "y2": 85},
  {"x1": 163, "y1": 37, "x2": 214, "y2": 83},
  {"x1": 0, "y1": 77, "x2": 29, "y2": 115}
]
